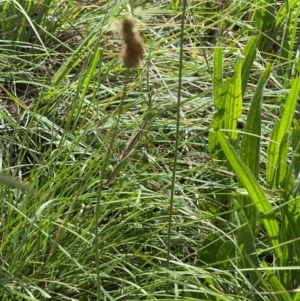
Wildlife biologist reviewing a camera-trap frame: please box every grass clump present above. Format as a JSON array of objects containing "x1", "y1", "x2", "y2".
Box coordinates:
[{"x1": 0, "y1": 0, "x2": 300, "y2": 300}]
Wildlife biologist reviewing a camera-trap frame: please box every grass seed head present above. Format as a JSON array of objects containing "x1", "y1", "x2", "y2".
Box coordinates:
[{"x1": 120, "y1": 16, "x2": 144, "y2": 68}]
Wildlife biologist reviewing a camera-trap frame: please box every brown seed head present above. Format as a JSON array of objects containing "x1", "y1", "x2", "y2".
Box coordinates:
[{"x1": 120, "y1": 16, "x2": 144, "y2": 68}]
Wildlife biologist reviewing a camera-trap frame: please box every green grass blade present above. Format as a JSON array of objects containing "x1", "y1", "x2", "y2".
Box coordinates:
[
  {"x1": 51, "y1": 26, "x2": 102, "y2": 87},
  {"x1": 12, "y1": 0, "x2": 48, "y2": 52},
  {"x1": 9, "y1": 199, "x2": 55, "y2": 270},
  {"x1": 166, "y1": 0, "x2": 187, "y2": 290},
  {"x1": 266, "y1": 56, "x2": 300, "y2": 187},
  {"x1": 105, "y1": 102, "x2": 151, "y2": 187},
  {"x1": 214, "y1": 126, "x2": 282, "y2": 264},
  {"x1": 80, "y1": 47, "x2": 101, "y2": 103},
  {"x1": 71, "y1": 47, "x2": 101, "y2": 129},
  {"x1": 254, "y1": 0, "x2": 298, "y2": 54}
]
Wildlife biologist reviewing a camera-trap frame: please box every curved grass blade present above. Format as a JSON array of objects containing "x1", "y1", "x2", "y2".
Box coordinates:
[
  {"x1": 208, "y1": 43, "x2": 226, "y2": 159},
  {"x1": 255, "y1": 0, "x2": 275, "y2": 52},
  {"x1": 234, "y1": 199, "x2": 262, "y2": 301},
  {"x1": 275, "y1": 132, "x2": 289, "y2": 188},
  {"x1": 266, "y1": 56, "x2": 300, "y2": 187},
  {"x1": 241, "y1": 63, "x2": 271, "y2": 179},
  {"x1": 214, "y1": 126, "x2": 283, "y2": 264},
  {"x1": 273, "y1": 0, "x2": 299, "y2": 40},
  {"x1": 262, "y1": 261, "x2": 293, "y2": 301},
  {"x1": 225, "y1": 58, "x2": 243, "y2": 141},
  {"x1": 105, "y1": 95, "x2": 153, "y2": 187},
  {"x1": 0, "y1": 172, "x2": 48, "y2": 202},
  {"x1": 241, "y1": 37, "x2": 257, "y2": 97}
]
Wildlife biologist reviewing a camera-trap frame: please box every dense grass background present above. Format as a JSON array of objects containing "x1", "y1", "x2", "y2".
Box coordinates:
[{"x1": 0, "y1": 0, "x2": 300, "y2": 300}]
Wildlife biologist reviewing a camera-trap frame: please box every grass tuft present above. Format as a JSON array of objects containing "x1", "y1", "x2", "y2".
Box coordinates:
[{"x1": 1, "y1": 0, "x2": 300, "y2": 300}]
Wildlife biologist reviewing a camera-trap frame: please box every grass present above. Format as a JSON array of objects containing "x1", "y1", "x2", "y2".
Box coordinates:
[{"x1": 0, "y1": 0, "x2": 300, "y2": 300}]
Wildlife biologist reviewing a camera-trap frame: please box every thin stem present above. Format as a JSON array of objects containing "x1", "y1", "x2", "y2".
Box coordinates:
[
  {"x1": 95, "y1": 68, "x2": 129, "y2": 301},
  {"x1": 166, "y1": 0, "x2": 187, "y2": 291}
]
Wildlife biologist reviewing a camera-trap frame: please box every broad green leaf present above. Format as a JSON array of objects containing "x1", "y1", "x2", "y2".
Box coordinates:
[
  {"x1": 239, "y1": 63, "x2": 271, "y2": 232},
  {"x1": 209, "y1": 45, "x2": 228, "y2": 160},
  {"x1": 224, "y1": 59, "x2": 243, "y2": 140},
  {"x1": 214, "y1": 126, "x2": 282, "y2": 264},
  {"x1": 283, "y1": 4, "x2": 300, "y2": 87},
  {"x1": 241, "y1": 63, "x2": 271, "y2": 179},
  {"x1": 292, "y1": 120, "x2": 300, "y2": 178},
  {"x1": 287, "y1": 124, "x2": 300, "y2": 196},
  {"x1": 263, "y1": 261, "x2": 293, "y2": 301},
  {"x1": 267, "y1": 56, "x2": 300, "y2": 187},
  {"x1": 199, "y1": 232, "x2": 235, "y2": 270},
  {"x1": 235, "y1": 200, "x2": 261, "y2": 285},
  {"x1": 208, "y1": 79, "x2": 229, "y2": 159},
  {"x1": 255, "y1": 0, "x2": 275, "y2": 51},
  {"x1": 278, "y1": 10, "x2": 291, "y2": 84},
  {"x1": 199, "y1": 232, "x2": 223, "y2": 265},
  {"x1": 213, "y1": 43, "x2": 223, "y2": 107},
  {"x1": 293, "y1": 291, "x2": 300, "y2": 301},
  {"x1": 291, "y1": 174, "x2": 300, "y2": 197},
  {"x1": 241, "y1": 37, "x2": 257, "y2": 97},
  {"x1": 282, "y1": 202, "x2": 300, "y2": 281},
  {"x1": 216, "y1": 240, "x2": 236, "y2": 270},
  {"x1": 273, "y1": 0, "x2": 299, "y2": 38},
  {"x1": 275, "y1": 132, "x2": 289, "y2": 187},
  {"x1": 256, "y1": 0, "x2": 275, "y2": 33}
]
